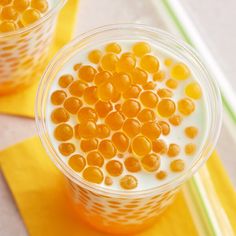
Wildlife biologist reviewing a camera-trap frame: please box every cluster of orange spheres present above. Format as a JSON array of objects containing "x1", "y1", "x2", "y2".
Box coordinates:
[
  {"x1": 50, "y1": 42, "x2": 202, "y2": 190},
  {"x1": 0, "y1": 0, "x2": 49, "y2": 33}
]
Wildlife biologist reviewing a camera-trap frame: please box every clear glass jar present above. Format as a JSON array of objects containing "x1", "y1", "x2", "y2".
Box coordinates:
[
  {"x1": 35, "y1": 24, "x2": 222, "y2": 234},
  {"x1": 0, "y1": 0, "x2": 66, "y2": 95}
]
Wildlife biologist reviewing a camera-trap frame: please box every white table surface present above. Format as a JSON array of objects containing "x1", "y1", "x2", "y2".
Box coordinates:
[{"x1": 0, "y1": 0, "x2": 236, "y2": 235}]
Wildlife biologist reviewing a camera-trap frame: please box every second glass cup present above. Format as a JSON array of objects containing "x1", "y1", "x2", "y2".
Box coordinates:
[
  {"x1": 0, "y1": 0, "x2": 66, "y2": 95},
  {"x1": 36, "y1": 24, "x2": 222, "y2": 234}
]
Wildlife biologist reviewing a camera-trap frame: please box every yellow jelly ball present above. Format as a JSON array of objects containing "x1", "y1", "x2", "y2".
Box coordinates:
[
  {"x1": 132, "y1": 42, "x2": 151, "y2": 57},
  {"x1": 132, "y1": 135, "x2": 152, "y2": 156},
  {"x1": 21, "y1": 9, "x2": 41, "y2": 26},
  {"x1": 88, "y1": 49, "x2": 102, "y2": 64},
  {"x1": 171, "y1": 63, "x2": 190, "y2": 80},
  {"x1": 140, "y1": 55, "x2": 159, "y2": 73},
  {"x1": 185, "y1": 82, "x2": 202, "y2": 99},
  {"x1": 83, "y1": 166, "x2": 104, "y2": 184}
]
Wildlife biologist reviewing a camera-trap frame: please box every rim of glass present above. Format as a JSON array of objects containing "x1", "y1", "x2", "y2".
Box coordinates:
[
  {"x1": 0, "y1": 0, "x2": 66, "y2": 38},
  {"x1": 35, "y1": 23, "x2": 222, "y2": 197}
]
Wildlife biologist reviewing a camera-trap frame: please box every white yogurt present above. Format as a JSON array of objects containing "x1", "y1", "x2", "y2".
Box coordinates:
[{"x1": 46, "y1": 40, "x2": 208, "y2": 191}]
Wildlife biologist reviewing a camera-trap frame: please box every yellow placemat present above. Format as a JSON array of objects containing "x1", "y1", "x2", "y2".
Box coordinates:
[
  {"x1": 0, "y1": 0, "x2": 79, "y2": 118},
  {"x1": 1, "y1": 137, "x2": 235, "y2": 236},
  {"x1": 0, "y1": 136, "x2": 199, "y2": 236}
]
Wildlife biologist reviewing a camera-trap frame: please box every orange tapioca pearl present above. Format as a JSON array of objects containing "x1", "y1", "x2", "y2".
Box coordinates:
[
  {"x1": 31, "y1": 0, "x2": 48, "y2": 13},
  {"x1": 157, "y1": 88, "x2": 173, "y2": 98},
  {"x1": 50, "y1": 90, "x2": 67, "y2": 105},
  {"x1": 94, "y1": 71, "x2": 112, "y2": 86},
  {"x1": 112, "y1": 132, "x2": 129, "y2": 153},
  {"x1": 167, "y1": 143, "x2": 180, "y2": 157},
  {"x1": 116, "y1": 54, "x2": 136, "y2": 73},
  {"x1": 87, "y1": 151, "x2": 104, "y2": 167},
  {"x1": 171, "y1": 63, "x2": 190, "y2": 80},
  {"x1": 105, "y1": 176, "x2": 113, "y2": 186},
  {"x1": 185, "y1": 143, "x2": 196, "y2": 155},
  {"x1": 152, "y1": 139, "x2": 167, "y2": 154},
  {"x1": 137, "y1": 109, "x2": 156, "y2": 123},
  {"x1": 178, "y1": 98, "x2": 195, "y2": 116},
  {"x1": 97, "y1": 124, "x2": 110, "y2": 138},
  {"x1": 0, "y1": 21, "x2": 17, "y2": 32},
  {"x1": 140, "y1": 91, "x2": 158, "y2": 108},
  {"x1": 98, "y1": 140, "x2": 117, "y2": 159},
  {"x1": 185, "y1": 82, "x2": 202, "y2": 99},
  {"x1": 169, "y1": 114, "x2": 182, "y2": 126},
  {"x1": 21, "y1": 9, "x2": 41, "y2": 26},
  {"x1": 0, "y1": 0, "x2": 12, "y2": 6},
  {"x1": 59, "y1": 143, "x2": 75, "y2": 156},
  {"x1": 140, "y1": 55, "x2": 159, "y2": 74},
  {"x1": 153, "y1": 71, "x2": 165, "y2": 82},
  {"x1": 106, "y1": 160, "x2": 123, "y2": 177},
  {"x1": 156, "y1": 171, "x2": 167, "y2": 180},
  {"x1": 83, "y1": 166, "x2": 104, "y2": 184},
  {"x1": 112, "y1": 72, "x2": 131, "y2": 92},
  {"x1": 83, "y1": 86, "x2": 98, "y2": 105},
  {"x1": 123, "y1": 118, "x2": 141, "y2": 138},
  {"x1": 54, "y1": 123, "x2": 73, "y2": 141},
  {"x1": 131, "y1": 67, "x2": 148, "y2": 85},
  {"x1": 69, "y1": 80, "x2": 88, "y2": 97},
  {"x1": 170, "y1": 159, "x2": 185, "y2": 172},
  {"x1": 132, "y1": 42, "x2": 151, "y2": 57},
  {"x1": 185, "y1": 126, "x2": 198, "y2": 139},
  {"x1": 141, "y1": 153, "x2": 160, "y2": 172},
  {"x1": 157, "y1": 98, "x2": 176, "y2": 117},
  {"x1": 105, "y1": 42, "x2": 121, "y2": 54},
  {"x1": 1, "y1": 6, "x2": 18, "y2": 21},
  {"x1": 88, "y1": 49, "x2": 102, "y2": 64},
  {"x1": 58, "y1": 74, "x2": 74, "y2": 88},
  {"x1": 80, "y1": 138, "x2": 98, "y2": 152},
  {"x1": 124, "y1": 157, "x2": 141, "y2": 173},
  {"x1": 121, "y1": 99, "x2": 141, "y2": 118},
  {"x1": 100, "y1": 53, "x2": 119, "y2": 71},
  {"x1": 51, "y1": 108, "x2": 69, "y2": 124},
  {"x1": 78, "y1": 120, "x2": 97, "y2": 138},
  {"x1": 123, "y1": 84, "x2": 141, "y2": 99},
  {"x1": 78, "y1": 65, "x2": 97, "y2": 82},
  {"x1": 13, "y1": 0, "x2": 29, "y2": 12},
  {"x1": 77, "y1": 107, "x2": 98, "y2": 123},
  {"x1": 105, "y1": 111, "x2": 124, "y2": 130},
  {"x1": 64, "y1": 97, "x2": 82, "y2": 114},
  {"x1": 73, "y1": 63, "x2": 82, "y2": 71},
  {"x1": 68, "y1": 154, "x2": 86, "y2": 172},
  {"x1": 95, "y1": 100, "x2": 112, "y2": 118},
  {"x1": 158, "y1": 121, "x2": 170, "y2": 136},
  {"x1": 166, "y1": 78, "x2": 178, "y2": 89},
  {"x1": 143, "y1": 81, "x2": 156, "y2": 90},
  {"x1": 120, "y1": 175, "x2": 137, "y2": 190},
  {"x1": 97, "y1": 81, "x2": 115, "y2": 101},
  {"x1": 141, "y1": 122, "x2": 161, "y2": 140},
  {"x1": 132, "y1": 135, "x2": 152, "y2": 156}
]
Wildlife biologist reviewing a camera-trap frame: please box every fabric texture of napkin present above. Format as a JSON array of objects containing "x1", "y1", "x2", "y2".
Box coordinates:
[
  {"x1": 0, "y1": 0, "x2": 79, "y2": 118},
  {"x1": 0, "y1": 136, "x2": 235, "y2": 236}
]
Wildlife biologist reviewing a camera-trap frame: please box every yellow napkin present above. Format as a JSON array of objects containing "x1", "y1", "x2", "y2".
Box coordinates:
[
  {"x1": 0, "y1": 0, "x2": 79, "y2": 118},
  {"x1": 0, "y1": 137, "x2": 235, "y2": 236}
]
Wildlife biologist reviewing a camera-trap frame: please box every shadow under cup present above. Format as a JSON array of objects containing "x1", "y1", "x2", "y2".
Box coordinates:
[
  {"x1": 0, "y1": 0, "x2": 66, "y2": 95},
  {"x1": 35, "y1": 24, "x2": 222, "y2": 234}
]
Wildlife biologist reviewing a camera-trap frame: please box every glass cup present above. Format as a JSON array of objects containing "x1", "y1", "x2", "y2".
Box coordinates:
[
  {"x1": 0, "y1": 0, "x2": 66, "y2": 95},
  {"x1": 35, "y1": 24, "x2": 222, "y2": 234}
]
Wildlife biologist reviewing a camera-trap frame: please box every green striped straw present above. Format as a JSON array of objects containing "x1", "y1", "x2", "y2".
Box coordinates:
[{"x1": 153, "y1": 0, "x2": 235, "y2": 235}]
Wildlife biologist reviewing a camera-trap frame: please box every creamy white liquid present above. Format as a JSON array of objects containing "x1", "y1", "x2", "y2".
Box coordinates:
[{"x1": 46, "y1": 40, "x2": 208, "y2": 191}]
